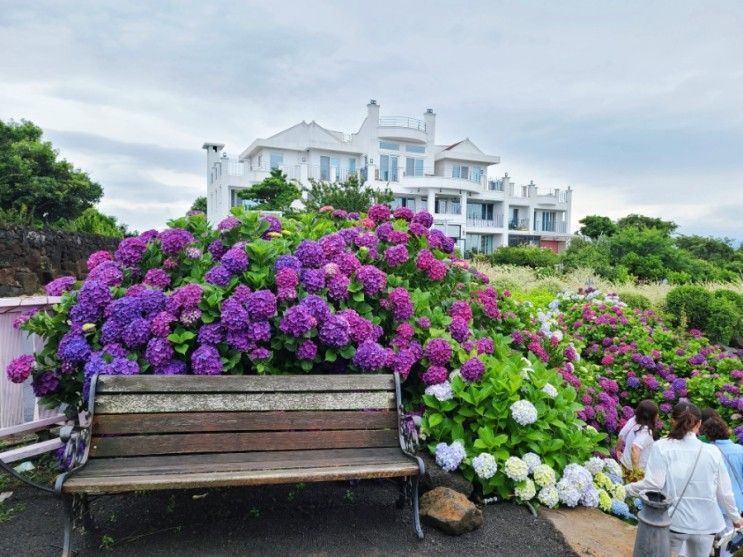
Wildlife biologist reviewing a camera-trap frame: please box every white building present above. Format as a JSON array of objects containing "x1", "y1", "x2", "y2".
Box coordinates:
[{"x1": 203, "y1": 100, "x2": 573, "y2": 253}]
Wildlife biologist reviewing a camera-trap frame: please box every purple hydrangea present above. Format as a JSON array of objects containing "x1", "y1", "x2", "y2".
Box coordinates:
[
  {"x1": 412, "y1": 211, "x2": 434, "y2": 228},
  {"x1": 275, "y1": 255, "x2": 302, "y2": 272},
  {"x1": 319, "y1": 234, "x2": 346, "y2": 258},
  {"x1": 449, "y1": 317, "x2": 471, "y2": 343},
  {"x1": 32, "y1": 371, "x2": 60, "y2": 397},
  {"x1": 221, "y1": 247, "x2": 249, "y2": 274},
  {"x1": 109, "y1": 357, "x2": 139, "y2": 375},
  {"x1": 205, "y1": 265, "x2": 232, "y2": 287},
  {"x1": 154, "y1": 359, "x2": 187, "y2": 375},
  {"x1": 123, "y1": 318, "x2": 151, "y2": 348},
  {"x1": 87, "y1": 250, "x2": 113, "y2": 271},
  {"x1": 167, "y1": 284, "x2": 203, "y2": 314},
  {"x1": 353, "y1": 341, "x2": 390, "y2": 372},
  {"x1": 393, "y1": 207, "x2": 414, "y2": 221},
  {"x1": 356, "y1": 265, "x2": 387, "y2": 296},
  {"x1": 69, "y1": 301, "x2": 101, "y2": 324},
  {"x1": 191, "y1": 345, "x2": 223, "y2": 375},
  {"x1": 145, "y1": 337, "x2": 174, "y2": 367},
  {"x1": 208, "y1": 240, "x2": 228, "y2": 261},
  {"x1": 388, "y1": 287, "x2": 413, "y2": 321},
  {"x1": 159, "y1": 229, "x2": 194, "y2": 254},
  {"x1": 46, "y1": 276, "x2": 77, "y2": 296},
  {"x1": 383, "y1": 245, "x2": 409, "y2": 267},
  {"x1": 6, "y1": 354, "x2": 35, "y2": 383},
  {"x1": 300, "y1": 268, "x2": 326, "y2": 293},
  {"x1": 476, "y1": 338, "x2": 494, "y2": 354},
  {"x1": 295, "y1": 240, "x2": 325, "y2": 268},
  {"x1": 275, "y1": 268, "x2": 299, "y2": 289},
  {"x1": 260, "y1": 214, "x2": 282, "y2": 236},
  {"x1": 220, "y1": 298, "x2": 249, "y2": 331},
  {"x1": 422, "y1": 365, "x2": 448, "y2": 385},
  {"x1": 392, "y1": 348, "x2": 418, "y2": 379},
  {"x1": 218, "y1": 216, "x2": 241, "y2": 231},
  {"x1": 137, "y1": 289, "x2": 167, "y2": 316},
  {"x1": 151, "y1": 311, "x2": 176, "y2": 338},
  {"x1": 249, "y1": 348, "x2": 272, "y2": 361},
  {"x1": 198, "y1": 323, "x2": 224, "y2": 345},
  {"x1": 368, "y1": 204, "x2": 391, "y2": 223},
  {"x1": 300, "y1": 295, "x2": 331, "y2": 323},
  {"x1": 58, "y1": 334, "x2": 91, "y2": 364},
  {"x1": 425, "y1": 338, "x2": 452, "y2": 366},
  {"x1": 279, "y1": 305, "x2": 317, "y2": 337},
  {"x1": 139, "y1": 229, "x2": 159, "y2": 243},
  {"x1": 88, "y1": 261, "x2": 123, "y2": 287},
  {"x1": 245, "y1": 290, "x2": 277, "y2": 321},
  {"x1": 78, "y1": 279, "x2": 112, "y2": 308},
  {"x1": 115, "y1": 237, "x2": 148, "y2": 266},
  {"x1": 247, "y1": 321, "x2": 272, "y2": 343},
  {"x1": 461, "y1": 357, "x2": 485, "y2": 382},
  {"x1": 143, "y1": 268, "x2": 171, "y2": 290},
  {"x1": 319, "y1": 314, "x2": 351, "y2": 348},
  {"x1": 297, "y1": 340, "x2": 318, "y2": 360},
  {"x1": 327, "y1": 273, "x2": 350, "y2": 300},
  {"x1": 338, "y1": 309, "x2": 380, "y2": 345}
]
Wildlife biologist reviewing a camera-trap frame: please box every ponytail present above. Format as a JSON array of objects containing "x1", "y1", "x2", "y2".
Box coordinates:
[{"x1": 668, "y1": 402, "x2": 701, "y2": 440}]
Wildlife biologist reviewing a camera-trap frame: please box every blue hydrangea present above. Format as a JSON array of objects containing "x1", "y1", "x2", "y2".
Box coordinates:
[{"x1": 435, "y1": 441, "x2": 466, "y2": 472}]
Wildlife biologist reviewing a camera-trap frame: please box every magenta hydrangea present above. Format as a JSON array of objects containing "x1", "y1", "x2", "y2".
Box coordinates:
[
  {"x1": 87, "y1": 250, "x2": 113, "y2": 271},
  {"x1": 412, "y1": 211, "x2": 433, "y2": 228},
  {"x1": 368, "y1": 204, "x2": 391, "y2": 223},
  {"x1": 191, "y1": 345, "x2": 223, "y2": 375},
  {"x1": 383, "y1": 245, "x2": 409, "y2": 267},
  {"x1": 461, "y1": 356, "x2": 485, "y2": 382},
  {"x1": 159, "y1": 228, "x2": 194, "y2": 254},
  {"x1": 297, "y1": 340, "x2": 318, "y2": 360},
  {"x1": 6, "y1": 354, "x2": 35, "y2": 383},
  {"x1": 279, "y1": 305, "x2": 317, "y2": 337},
  {"x1": 425, "y1": 338, "x2": 452, "y2": 366},
  {"x1": 46, "y1": 276, "x2": 76, "y2": 296},
  {"x1": 319, "y1": 314, "x2": 351, "y2": 348},
  {"x1": 115, "y1": 237, "x2": 148, "y2": 266},
  {"x1": 144, "y1": 268, "x2": 171, "y2": 290},
  {"x1": 422, "y1": 365, "x2": 448, "y2": 385}
]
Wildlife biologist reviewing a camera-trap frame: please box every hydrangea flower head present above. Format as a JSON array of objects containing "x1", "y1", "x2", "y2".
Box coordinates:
[
  {"x1": 46, "y1": 276, "x2": 77, "y2": 296},
  {"x1": 461, "y1": 356, "x2": 485, "y2": 382},
  {"x1": 538, "y1": 486, "x2": 559, "y2": 508},
  {"x1": 533, "y1": 464, "x2": 557, "y2": 487},
  {"x1": 435, "y1": 441, "x2": 466, "y2": 472},
  {"x1": 425, "y1": 381, "x2": 453, "y2": 401},
  {"x1": 6, "y1": 354, "x2": 35, "y2": 383},
  {"x1": 515, "y1": 479, "x2": 536, "y2": 501},
  {"x1": 504, "y1": 456, "x2": 529, "y2": 481},
  {"x1": 522, "y1": 452, "x2": 541, "y2": 473},
  {"x1": 472, "y1": 453, "x2": 498, "y2": 479},
  {"x1": 510, "y1": 399, "x2": 538, "y2": 426},
  {"x1": 585, "y1": 457, "x2": 606, "y2": 475}
]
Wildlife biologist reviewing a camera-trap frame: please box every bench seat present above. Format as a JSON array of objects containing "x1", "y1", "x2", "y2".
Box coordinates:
[{"x1": 63, "y1": 447, "x2": 419, "y2": 493}]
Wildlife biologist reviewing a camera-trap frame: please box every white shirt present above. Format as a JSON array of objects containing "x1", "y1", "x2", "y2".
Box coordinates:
[
  {"x1": 618, "y1": 417, "x2": 654, "y2": 470},
  {"x1": 627, "y1": 433, "x2": 740, "y2": 534}
]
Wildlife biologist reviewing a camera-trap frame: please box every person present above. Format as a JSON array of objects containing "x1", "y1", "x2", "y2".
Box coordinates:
[
  {"x1": 698, "y1": 408, "x2": 722, "y2": 443},
  {"x1": 626, "y1": 402, "x2": 742, "y2": 557},
  {"x1": 701, "y1": 416, "x2": 743, "y2": 557},
  {"x1": 616, "y1": 400, "x2": 658, "y2": 475}
]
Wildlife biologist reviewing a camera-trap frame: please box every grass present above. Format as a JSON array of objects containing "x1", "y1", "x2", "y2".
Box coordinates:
[{"x1": 476, "y1": 264, "x2": 743, "y2": 308}]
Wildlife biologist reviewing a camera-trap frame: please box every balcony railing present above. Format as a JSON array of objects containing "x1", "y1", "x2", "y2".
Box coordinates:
[
  {"x1": 378, "y1": 116, "x2": 426, "y2": 132},
  {"x1": 466, "y1": 215, "x2": 504, "y2": 228},
  {"x1": 508, "y1": 218, "x2": 530, "y2": 231},
  {"x1": 534, "y1": 221, "x2": 568, "y2": 233},
  {"x1": 488, "y1": 180, "x2": 505, "y2": 192}
]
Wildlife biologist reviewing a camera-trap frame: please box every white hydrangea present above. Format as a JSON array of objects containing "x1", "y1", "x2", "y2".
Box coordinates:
[
  {"x1": 603, "y1": 458, "x2": 623, "y2": 479},
  {"x1": 556, "y1": 478, "x2": 582, "y2": 507},
  {"x1": 522, "y1": 452, "x2": 541, "y2": 473},
  {"x1": 612, "y1": 484, "x2": 626, "y2": 501},
  {"x1": 520, "y1": 365, "x2": 534, "y2": 380},
  {"x1": 542, "y1": 383, "x2": 558, "y2": 398},
  {"x1": 562, "y1": 463, "x2": 593, "y2": 492},
  {"x1": 504, "y1": 456, "x2": 529, "y2": 481},
  {"x1": 510, "y1": 399, "x2": 538, "y2": 426},
  {"x1": 580, "y1": 487, "x2": 600, "y2": 508},
  {"x1": 425, "y1": 381, "x2": 453, "y2": 401},
  {"x1": 584, "y1": 457, "x2": 606, "y2": 475},
  {"x1": 472, "y1": 453, "x2": 498, "y2": 480},
  {"x1": 538, "y1": 486, "x2": 559, "y2": 508},
  {"x1": 533, "y1": 464, "x2": 557, "y2": 488},
  {"x1": 515, "y1": 479, "x2": 536, "y2": 501},
  {"x1": 434, "y1": 441, "x2": 466, "y2": 472}
]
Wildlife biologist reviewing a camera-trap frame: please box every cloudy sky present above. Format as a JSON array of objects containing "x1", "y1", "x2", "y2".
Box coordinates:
[{"x1": 1, "y1": 1, "x2": 741, "y2": 240}]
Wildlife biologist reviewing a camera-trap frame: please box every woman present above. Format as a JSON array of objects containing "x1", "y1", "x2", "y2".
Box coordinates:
[
  {"x1": 616, "y1": 400, "x2": 658, "y2": 475},
  {"x1": 698, "y1": 408, "x2": 722, "y2": 443},
  {"x1": 626, "y1": 402, "x2": 742, "y2": 557},
  {"x1": 702, "y1": 416, "x2": 743, "y2": 557}
]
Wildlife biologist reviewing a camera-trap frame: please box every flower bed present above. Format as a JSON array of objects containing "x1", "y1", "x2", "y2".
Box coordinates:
[{"x1": 6, "y1": 206, "x2": 615, "y2": 509}]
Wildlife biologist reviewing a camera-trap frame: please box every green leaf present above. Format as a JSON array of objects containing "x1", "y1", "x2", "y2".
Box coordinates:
[
  {"x1": 325, "y1": 350, "x2": 337, "y2": 362},
  {"x1": 428, "y1": 413, "x2": 443, "y2": 427}
]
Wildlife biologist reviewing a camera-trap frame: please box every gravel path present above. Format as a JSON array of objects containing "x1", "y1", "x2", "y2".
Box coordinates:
[{"x1": 0, "y1": 481, "x2": 577, "y2": 556}]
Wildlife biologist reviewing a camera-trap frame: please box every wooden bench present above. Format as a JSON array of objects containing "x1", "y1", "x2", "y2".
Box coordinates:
[{"x1": 55, "y1": 373, "x2": 424, "y2": 556}]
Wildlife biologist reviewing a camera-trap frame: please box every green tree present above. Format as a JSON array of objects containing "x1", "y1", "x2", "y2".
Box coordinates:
[
  {"x1": 304, "y1": 175, "x2": 393, "y2": 213},
  {"x1": 489, "y1": 246, "x2": 560, "y2": 269},
  {"x1": 0, "y1": 119, "x2": 103, "y2": 222},
  {"x1": 190, "y1": 196, "x2": 207, "y2": 213},
  {"x1": 238, "y1": 168, "x2": 301, "y2": 211},
  {"x1": 59, "y1": 207, "x2": 129, "y2": 238},
  {"x1": 616, "y1": 214, "x2": 677, "y2": 236},
  {"x1": 578, "y1": 215, "x2": 617, "y2": 240}
]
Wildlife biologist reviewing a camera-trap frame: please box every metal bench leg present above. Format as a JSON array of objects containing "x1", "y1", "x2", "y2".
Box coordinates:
[
  {"x1": 61, "y1": 495, "x2": 74, "y2": 557},
  {"x1": 81, "y1": 494, "x2": 94, "y2": 532},
  {"x1": 411, "y1": 475, "x2": 423, "y2": 540},
  {"x1": 396, "y1": 477, "x2": 408, "y2": 509}
]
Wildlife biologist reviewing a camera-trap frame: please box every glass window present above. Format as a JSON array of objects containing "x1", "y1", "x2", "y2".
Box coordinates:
[
  {"x1": 348, "y1": 159, "x2": 356, "y2": 173},
  {"x1": 330, "y1": 157, "x2": 340, "y2": 180},
  {"x1": 470, "y1": 167, "x2": 482, "y2": 183},
  {"x1": 452, "y1": 165, "x2": 469, "y2": 179},
  {"x1": 320, "y1": 156, "x2": 330, "y2": 180},
  {"x1": 379, "y1": 141, "x2": 399, "y2": 151},
  {"x1": 405, "y1": 158, "x2": 424, "y2": 177},
  {"x1": 405, "y1": 144, "x2": 425, "y2": 153},
  {"x1": 270, "y1": 152, "x2": 283, "y2": 169},
  {"x1": 380, "y1": 155, "x2": 398, "y2": 182},
  {"x1": 392, "y1": 197, "x2": 416, "y2": 210}
]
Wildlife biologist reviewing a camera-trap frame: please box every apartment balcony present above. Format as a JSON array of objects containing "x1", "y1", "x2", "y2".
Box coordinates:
[
  {"x1": 533, "y1": 221, "x2": 569, "y2": 234},
  {"x1": 392, "y1": 174, "x2": 485, "y2": 194},
  {"x1": 508, "y1": 218, "x2": 531, "y2": 232},
  {"x1": 466, "y1": 214, "x2": 504, "y2": 229},
  {"x1": 377, "y1": 116, "x2": 428, "y2": 143}
]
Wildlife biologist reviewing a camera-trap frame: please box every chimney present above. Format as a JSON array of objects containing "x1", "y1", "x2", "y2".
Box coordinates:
[
  {"x1": 424, "y1": 108, "x2": 436, "y2": 142},
  {"x1": 367, "y1": 99, "x2": 380, "y2": 124},
  {"x1": 202, "y1": 142, "x2": 225, "y2": 184}
]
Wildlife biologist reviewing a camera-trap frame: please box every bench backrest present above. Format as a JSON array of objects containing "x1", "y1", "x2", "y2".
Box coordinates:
[{"x1": 89, "y1": 374, "x2": 399, "y2": 459}]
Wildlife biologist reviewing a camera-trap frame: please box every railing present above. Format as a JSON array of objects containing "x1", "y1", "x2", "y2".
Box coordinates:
[
  {"x1": 556, "y1": 190, "x2": 568, "y2": 203},
  {"x1": 228, "y1": 162, "x2": 244, "y2": 176},
  {"x1": 435, "y1": 208, "x2": 462, "y2": 216},
  {"x1": 378, "y1": 116, "x2": 427, "y2": 132},
  {"x1": 466, "y1": 215, "x2": 504, "y2": 228},
  {"x1": 534, "y1": 221, "x2": 568, "y2": 233},
  {"x1": 508, "y1": 184, "x2": 530, "y2": 198},
  {"x1": 488, "y1": 180, "x2": 505, "y2": 192},
  {"x1": 508, "y1": 218, "x2": 531, "y2": 231}
]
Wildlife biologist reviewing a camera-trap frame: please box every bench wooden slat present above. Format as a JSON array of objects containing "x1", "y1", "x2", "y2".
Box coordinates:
[
  {"x1": 90, "y1": 429, "x2": 398, "y2": 458},
  {"x1": 69, "y1": 448, "x2": 408, "y2": 477},
  {"x1": 62, "y1": 462, "x2": 419, "y2": 494},
  {"x1": 96, "y1": 374, "x2": 395, "y2": 393},
  {"x1": 93, "y1": 410, "x2": 398, "y2": 434},
  {"x1": 95, "y1": 392, "x2": 395, "y2": 414}
]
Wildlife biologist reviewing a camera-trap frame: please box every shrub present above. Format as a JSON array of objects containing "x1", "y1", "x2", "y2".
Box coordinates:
[
  {"x1": 665, "y1": 285, "x2": 712, "y2": 331},
  {"x1": 706, "y1": 297, "x2": 740, "y2": 346},
  {"x1": 489, "y1": 246, "x2": 560, "y2": 269},
  {"x1": 616, "y1": 292, "x2": 652, "y2": 311}
]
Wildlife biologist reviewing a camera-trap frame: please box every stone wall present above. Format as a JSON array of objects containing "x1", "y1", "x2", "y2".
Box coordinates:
[{"x1": 0, "y1": 225, "x2": 120, "y2": 296}]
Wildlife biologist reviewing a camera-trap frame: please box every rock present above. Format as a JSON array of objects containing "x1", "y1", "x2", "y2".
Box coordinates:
[
  {"x1": 419, "y1": 452, "x2": 474, "y2": 496},
  {"x1": 419, "y1": 487, "x2": 483, "y2": 535}
]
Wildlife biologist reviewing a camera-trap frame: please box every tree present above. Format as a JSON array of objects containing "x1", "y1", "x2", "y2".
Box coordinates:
[
  {"x1": 59, "y1": 207, "x2": 130, "y2": 238},
  {"x1": 674, "y1": 235, "x2": 736, "y2": 264},
  {"x1": 0, "y1": 119, "x2": 103, "y2": 222},
  {"x1": 578, "y1": 215, "x2": 617, "y2": 240},
  {"x1": 304, "y1": 175, "x2": 393, "y2": 213},
  {"x1": 238, "y1": 168, "x2": 301, "y2": 211},
  {"x1": 616, "y1": 214, "x2": 677, "y2": 236},
  {"x1": 191, "y1": 196, "x2": 207, "y2": 213}
]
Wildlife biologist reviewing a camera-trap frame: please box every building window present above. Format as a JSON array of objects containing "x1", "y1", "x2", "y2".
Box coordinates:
[
  {"x1": 379, "y1": 154, "x2": 398, "y2": 182},
  {"x1": 392, "y1": 197, "x2": 416, "y2": 210},
  {"x1": 379, "y1": 141, "x2": 399, "y2": 151},
  {"x1": 541, "y1": 211, "x2": 556, "y2": 232},
  {"x1": 452, "y1": 165, "x2": 469, "y2": 180},
  {"x1": 320, "y1": 156, "x2": 341, "y2": 180},
  {"x1": 405, "y1": 157, "x2": 424, "y2": 177},
  {"x1": 270, "y1": 152, "x2": 283, "y2": 169},
  {"x1": 405, "y1": 144, "x2": 425, "y2": 153},
  {"x1": 230, "y1": 189, "x2": 250, "y2": 208},
  {"x1": 435, "y1": 198, "x2": 461, "y2": 215},
  {"x1": 348, "y1": 158, "x2": 356, "y2": 174},
  {"x1": 467, "y1": 203, "x2": 494, "y2": 220},
  {"x1": 471, "y1": 167, "x2": 482, "y2": 183}
]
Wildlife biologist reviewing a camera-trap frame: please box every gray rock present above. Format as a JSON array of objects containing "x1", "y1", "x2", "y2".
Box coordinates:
[
  {"x1": 420, "y1": 487, "x2": 483, "y2": 535},
  {"x1": 419, "y1": 452, "x2": 474, "y2": 497}
]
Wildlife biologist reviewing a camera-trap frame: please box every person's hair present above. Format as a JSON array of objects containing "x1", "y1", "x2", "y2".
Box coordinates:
[
  {"x1": 634, "y1": 400, "x2": 659, "y2": 439},
  {"x1": 701, "y1": 416, "x2": 730, "y2": 441},
  {"x1": 668, "y1": 402, "x2": 702, "y2": 440},
  {"x1": 701, "y1": 408, "x2": 720, "y2": 423}
]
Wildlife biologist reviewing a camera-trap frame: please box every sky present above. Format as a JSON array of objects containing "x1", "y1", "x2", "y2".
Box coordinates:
[{"x1": 1, "y1": 1, "x2": 741, "y2": 241}]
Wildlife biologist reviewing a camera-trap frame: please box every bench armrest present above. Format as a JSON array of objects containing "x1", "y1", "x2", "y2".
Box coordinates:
[{"x1": 393, "y1": 373, "x2": 425, "y2": 475}]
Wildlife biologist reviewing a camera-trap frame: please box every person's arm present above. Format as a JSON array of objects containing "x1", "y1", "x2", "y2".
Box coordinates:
[
  {"x1": 626, "y1": 443, "x2": 665, "y2": 496},
  {"x1": 631, "y1": 446, "x2": 641, "y2": 470},
  {"x1": 716, "y1": 456, "x2": 742, "y2": 527}
]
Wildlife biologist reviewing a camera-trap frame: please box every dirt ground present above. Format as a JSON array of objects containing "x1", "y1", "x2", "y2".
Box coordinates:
[{"x1": 0, "y1": 480, "x2": 578, "y2": 556}]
